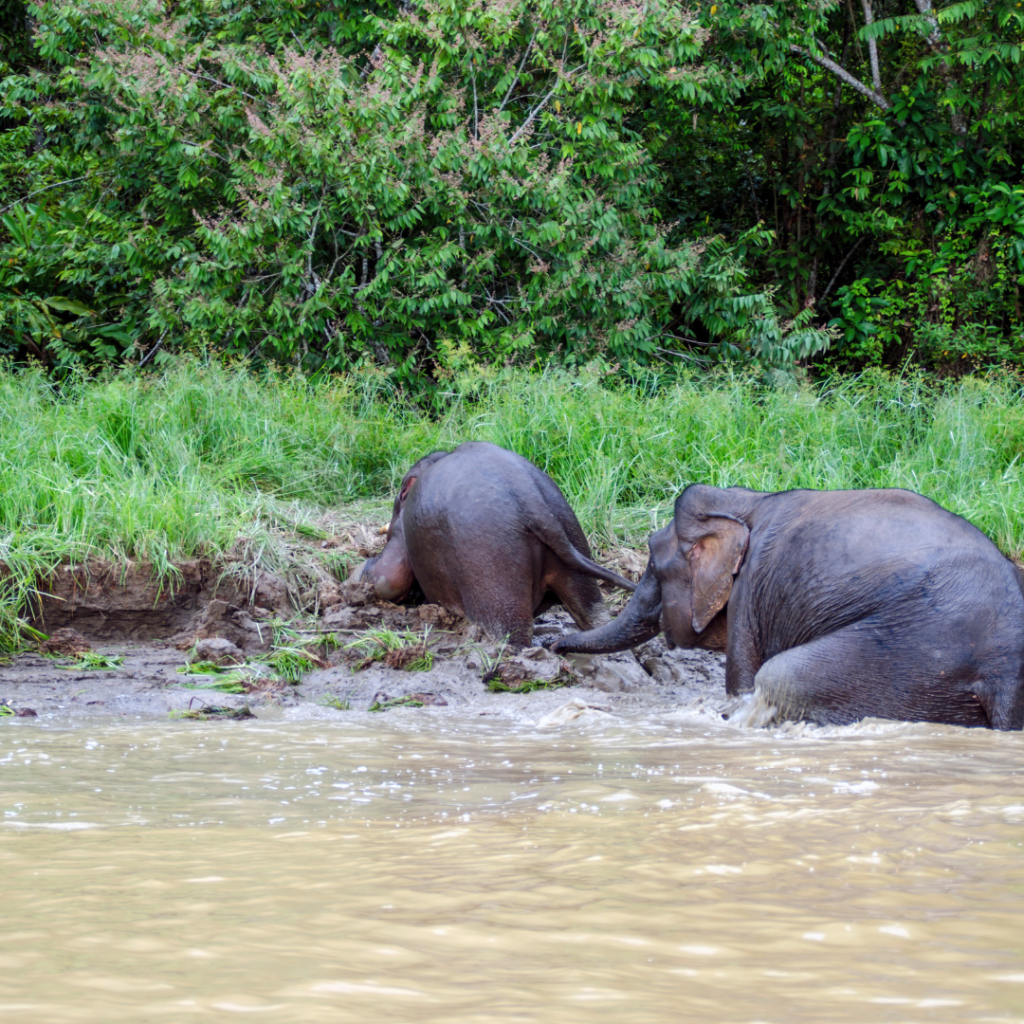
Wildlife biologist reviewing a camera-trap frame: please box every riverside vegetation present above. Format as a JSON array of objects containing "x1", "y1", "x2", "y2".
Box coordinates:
[
  {"x1": 1, "y1": 0, "x2": 1022, "y2": 386},
  {"x1": 2, "y1": 360, "x2": 1024, "y2": 653}
]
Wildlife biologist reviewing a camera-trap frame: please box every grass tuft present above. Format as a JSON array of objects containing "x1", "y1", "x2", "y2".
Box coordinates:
[
  {"x1": 74, "y1": 652, "x2": 125, "y2": 670},
  {"x1": 170, "y1": 704, "x2": 256, "y2": 721},
  {"x1": 346, "y1": 626, "x2": 435, "y2": 671},
  {"x1": 368, "y1": 694, "x2": 426, "y2": 712},
  {"x1": 178, "y1": 660, "x2": 240, "y2": 675},
  {"x1": 176, "y1": 675, "x2": 254, "y2": 694},
  {"x1": 485, "y1": 676, "x2": 571, "y2": 693},
  {"x1": 320, "y1": 695, "x2": 352, "y2": 710}
]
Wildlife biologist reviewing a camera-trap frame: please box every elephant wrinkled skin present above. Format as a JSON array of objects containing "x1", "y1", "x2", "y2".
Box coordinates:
[
  {"x1": 352, "y1": 442, "x2": 635, "y2": 647},
  {"x1": 554, "y1": 483, "x2": 1024, "y2": 730}
]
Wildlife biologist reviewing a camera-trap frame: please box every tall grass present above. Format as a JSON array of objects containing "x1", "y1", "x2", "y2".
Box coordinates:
[{"x1": 1, "y1": 360, "x2": 1023, "y2": 647}]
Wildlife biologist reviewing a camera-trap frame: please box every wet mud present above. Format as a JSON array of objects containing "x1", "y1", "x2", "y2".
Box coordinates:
[{"x1": 2, "y1": 542, "x2": 731, "y2": 726}]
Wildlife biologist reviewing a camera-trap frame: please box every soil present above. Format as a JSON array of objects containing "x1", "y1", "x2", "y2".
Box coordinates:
[{"x1": 1, "y1": 535, "x2": 736, "y2": 729}]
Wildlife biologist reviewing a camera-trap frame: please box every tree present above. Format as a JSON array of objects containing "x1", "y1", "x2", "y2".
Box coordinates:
[{"x1": 3, "y1": 0, "x2": 1020, "y2": 384}]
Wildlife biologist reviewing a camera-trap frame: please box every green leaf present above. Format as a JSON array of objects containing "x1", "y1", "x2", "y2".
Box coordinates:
[{"x1": 42, "y1": 297, "x2": 93, "y2": 316}]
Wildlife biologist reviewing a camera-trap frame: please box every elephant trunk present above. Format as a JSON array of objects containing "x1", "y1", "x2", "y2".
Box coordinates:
[
  {"x1": 352, "y1": 513, "x2": 415, "y2": 602},
  {"x1": 552, "y1": 565, "x2": 662, "y2": 654}
]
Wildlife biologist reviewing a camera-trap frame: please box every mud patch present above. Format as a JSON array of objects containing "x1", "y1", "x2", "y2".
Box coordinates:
[
  {"x1": 483, "y1": 647, "x2": 573, "y2": 692},
  {"x1": 28, "y1": 560, "x2": 249, "y2": 641},
  {"x1": 1, "y1": 701, "x2": 38, "y2": 718},
  {"x1": 1, "y1": 610, "x2": 732, "y2": 727},
  {"x1": 38, "y1": 628, "x2": 92, "y2": 657},
  {"x1": 170, "y1": 599, "x2": 271, "y2": 657},
  {"x1": 3, "y1": 545, "x2": 736, "y2": 727},
  {"x1": 368, "y1": 691, "x2": 449, "y2": 711}
]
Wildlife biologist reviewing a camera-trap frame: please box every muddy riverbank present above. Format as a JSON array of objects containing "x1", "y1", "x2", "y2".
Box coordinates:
[
  {"x1": 2, "y1": 529, "x2": 733, "y2": 727},
  {"x1": 0, "y1": 626, "x2": 730, "y2": 726}
]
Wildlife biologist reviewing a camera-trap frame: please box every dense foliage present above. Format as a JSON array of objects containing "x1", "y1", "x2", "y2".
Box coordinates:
[{"x1": 1, "y1": 0, "x2": 1022, "y2": 391}]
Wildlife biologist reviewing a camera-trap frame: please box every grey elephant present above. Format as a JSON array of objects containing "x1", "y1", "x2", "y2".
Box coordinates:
[
  {"x1": 351, "y1": 442, "x2": 635, "y2": 647},
  {"x1": 553, "y1": 483, "x2": 1024, "y2": 730}
]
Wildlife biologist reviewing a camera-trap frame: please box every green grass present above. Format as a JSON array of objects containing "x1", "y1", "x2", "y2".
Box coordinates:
[
  {"x1": 42, "y1": 651, "x2": 126, "y2": 670},
  {"x1": 255, "y1": 624, "x2": 335, "y2": 682},
  {"x1": 177, "y1": 660, "x2": 241, "y2": 675},
  {"x1": 260, "y1": 644, "x2": 323, "y2": 683},
  {"x1": 176, "y1": 674, "x2": 255, "y2": 694},
  {"x1": 177, "y1": 680, "x2": 250, "y2": 694},
  {"x1": 2, "y1": 358, "x2": 1024, "y2": 648},
  {"x1": 346, "y1": 627, "x2": 435, "y2": 671},
  {"x1": 485, "y1": 676, "x2": 571, "y2": 694},
  {"x1": 368, "y1": 694, "x2": 428, "y2": 712},
  {"x1": 319, "y1": 695, "x2": 352, "y2": 711},
  {"x1": 68, "y1": 652, "x2": 124, "y2": 670}
]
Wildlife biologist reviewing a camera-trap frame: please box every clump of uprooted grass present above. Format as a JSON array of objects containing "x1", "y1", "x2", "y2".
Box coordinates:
[
  {"x1": 345, "y1": 627, "x2": 436, "y2": 672},
  {"x1": 2, "y1": 359, "x2": 1024, "y2": 648},
  {"x1": 170, "y1": 704, "x2": 256, "y2": 721}
]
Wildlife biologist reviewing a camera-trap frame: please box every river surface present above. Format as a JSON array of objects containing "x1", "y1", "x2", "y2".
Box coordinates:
[{"x1": 2, "y1": 708, "x2": 1024, "y2": 1023}]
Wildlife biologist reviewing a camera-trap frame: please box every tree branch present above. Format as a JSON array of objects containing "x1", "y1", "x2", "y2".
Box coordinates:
[
  {"x1": 913, "y1": 0, "x2": 966, "y2": 134},
  {"x1": 789, "y1": 43, "x2": 889, "y2": 110},
  {"x1": 306, "y1": 196, "x2": 324, "y2": 283},
  {"x1": 508, "y1": 63, "x2": 586, "y2": 147},
  {"x1": 653, "y1": 345, "x2": 706, "y2": 364},
  {"x1": 913, "y1": 0, "x2": 942, "y2": 48},
  {"x1": 819, "y1": 236, "x2": 866, "y2": 306},
  {"x1": 0, "y1": 176, "x2": 88, "y2": 216},
  {"x1": 471, "y1": 60, "x2": 479, "y2": 141},
  {"x1": 138, "y1": 329, "x2": 168, "y2": 368},
  {"x1": 859, "y1": 0, "x2": 882, "y2": 93},
  {"x1": 498, "y1": 27, "x2": 538, "y2": 114},
  {"x1": 361, "y1": 43, "x2": 383, "y2": 80},
  {"x1": 183, "y1": 68, "x2": 260, "y2": 103}
]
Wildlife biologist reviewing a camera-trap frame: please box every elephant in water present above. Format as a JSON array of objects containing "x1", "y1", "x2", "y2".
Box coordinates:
[
  {"x1": 351, "y1": 442, "x2": 635, "y2": 647},
  {"x1": 553, "y1": 483, "x2": 1024, "y2": 730}
]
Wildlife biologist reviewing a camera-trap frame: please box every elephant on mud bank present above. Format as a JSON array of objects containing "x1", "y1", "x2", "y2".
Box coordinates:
[
  {"x1": 351, "y1": 442, "x2": 636, "y2": 647},
  {"x1": 553, "y1": 483, "x2": 1024, "y2": 730}
]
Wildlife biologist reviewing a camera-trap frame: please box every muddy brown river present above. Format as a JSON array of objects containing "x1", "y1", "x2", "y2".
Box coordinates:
[{"x1": 3, "y1": 708, "x2": 1024, "y2": 1023}]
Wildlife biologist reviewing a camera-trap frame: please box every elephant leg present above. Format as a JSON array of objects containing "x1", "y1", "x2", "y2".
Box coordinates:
[
  {"x1": 549, "y1": 572, "x2": 610, "y2": 632},
  {"x1": 749, "y1": 625, "x2": 992, "y2": 728},
  {"x1": 461, "y1": 589, "x2": 535, "y2": 649},
  {"x1": 986, "y1": 678, "x2": 1024, "y2": 731},
  {"x1": 750, "y1": 642, "x2": 861, "y2": 726}
]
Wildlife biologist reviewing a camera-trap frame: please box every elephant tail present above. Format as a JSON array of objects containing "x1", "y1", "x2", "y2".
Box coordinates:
[{"x1": 528, "y1": 517, "x2": 637, "y2": 592}]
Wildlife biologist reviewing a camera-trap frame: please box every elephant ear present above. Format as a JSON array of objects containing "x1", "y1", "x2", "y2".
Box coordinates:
[
  {"x1": 687, "y1": 517, "x2": 749, "y2": 633},
  {"x1": 392, "y1": 450, "x2": 449, "y2": 519},
  {"x1": 399, "y1": 474, "x2": 418, "y2": 503},
  {"x1": 390, "y1": 471, "x2": 420, "y2": 523}
]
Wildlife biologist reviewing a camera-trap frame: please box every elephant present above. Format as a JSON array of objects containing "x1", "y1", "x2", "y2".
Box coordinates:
[
  {"x1": 351, "y1": 441, "x2": 636, "y2": 647},
  {"x1": 553, "y1": 483, "x2": 1024, "y2": 730}
]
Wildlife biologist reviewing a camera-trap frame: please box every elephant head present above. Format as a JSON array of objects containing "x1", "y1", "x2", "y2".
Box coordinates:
[
  {"x1": 350, "y1": 449, "x2": 450, "y2": 600},
  {"x1": 552, "y1": 484, "x2": 750, "y2": 654}
]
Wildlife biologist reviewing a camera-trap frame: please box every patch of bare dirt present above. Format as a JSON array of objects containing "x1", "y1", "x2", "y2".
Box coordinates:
[
  {"x1": 597, "y1": 545, "x2": 648, "y2": 583},
  {"x1": 28, "y1": 559, "x2": 249, "y2": 641},
  {"x1": 169, "y1": 599, "x2": 271, "y2": 657},
  {"x1": 38, "y1": 627, "x2": 92, "y2": 657}
]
